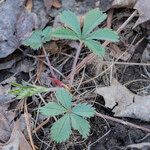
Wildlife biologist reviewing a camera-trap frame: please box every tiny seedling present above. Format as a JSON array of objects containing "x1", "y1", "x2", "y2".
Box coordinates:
[
  {"x1": 22, "y1": 9, "x2": 119, "y2": 86},
  {"x1": 10, "y1": 84, "x2": 95, "y2": 143},
  {"x1": 17, "y1": 8, "x2": 119, "y2": 143},
  {"x1": 40, "y1": 88, "x2": 95, "y2": 143},
  {"x1": 52, "y1": 9, "x2": 119, "y2": 85},
  {"x1": 52, "y1": 9, "x2": 119, "y2": 55}
]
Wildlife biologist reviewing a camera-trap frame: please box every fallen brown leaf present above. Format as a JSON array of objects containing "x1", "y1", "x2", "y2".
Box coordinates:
[
  {"x1": 96, "y1": 79, "x2": 150, "y2": 121},
  {"x1": 0, "y1": 107, "x2": 14, "y2": 143},
  {"x1": 0, "y1": 121, "x2": 32, "y2": 150}
]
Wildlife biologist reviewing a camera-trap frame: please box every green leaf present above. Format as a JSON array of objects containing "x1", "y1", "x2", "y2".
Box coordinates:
[
  {"x1": 84, "y1": 39, "x2": 105, "y2": 57},
  {"x1": 51, "y1": 114, "x2": 71, "y2": 143},
  {"x1": 52, "y1": 28, "x2": 79, "y2": 40},
  {"x1": 82, "y1": 9, "x2": 107, "y2": 36},
  {"x1": 22, "y1": 27, "x2": 53, "y2": 50},
  {"x1": 70, "y1": 113, "x2": 90, "y2": 138},
  {"x1": 42, "y1": 27, "x2": 52, "y2": 42},
  {"x1": 55, "y1": 88, "x2": 72, "y2": 109},
  {"x1": 72, "y1": 103, "x2": 95, "y2": 118},
  {"x1": 10, "y1": 82, "x2": 49, "y2": 99},
  {"x1": 87, "y1": 28, "x2": 119, "y2": 42},
  {"x1": 59, "y1": 10, "x2": 81, "y2": 37},
  {"x1": 22, "y1": 30, "x2": 42, "y2": 50},
  {"x1": 40, "y1": 102, "x2": 67, "y2": 116}
]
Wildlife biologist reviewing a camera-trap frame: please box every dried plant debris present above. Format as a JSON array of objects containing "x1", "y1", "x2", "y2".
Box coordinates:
[
  {"x1": 0, "y1": 121, "x2": 32, "y2": 150},
  {"x1": 0, "y1": 0, "x2": 50, "y2": 59},
  {"x1": 0, "y1": 107, "x2": 14, "y2": 143},
  {"x1": 96, "y1": 79, "x2": 150, "y2": 121},
  {"x1": 43, "y1": 0, "x2": 61, "y2": 12},
  {"x1": 141, "y1": 42, "x2": 150, "y2": 77},
  {"x1": 134, "y1": 0, "x2": 150, "y2": 27},
  {"x1": 112, "y1": 0, "x2": 136, "y2": 8},
  {"x1": 99, "y1": 0, "x2": 136, "y2": 11},
  {"x1": 99, "y1": 0, "x2": 114, "y2": 11},
  {"x1": 0, "y1": 106, "x2": 32, "y2": 149},
  {"x1": 0, "y1": 76, "x2": 16, "y2": 104}
]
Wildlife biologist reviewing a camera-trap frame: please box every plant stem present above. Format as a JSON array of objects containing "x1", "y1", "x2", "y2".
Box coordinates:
[{"x1": 69, "y1": 41, "x2": 83, "y2": 87}]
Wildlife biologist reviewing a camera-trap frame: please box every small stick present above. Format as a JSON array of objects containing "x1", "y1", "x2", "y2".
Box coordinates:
[
  {"x1": 42, "y1": 46, "x2": 57, "y2": 78},
  {"x1": 24, "y1": 100, "x2": 36, "y2": 150},
  {"x1": 32, "y1": 118, "x2": 50, "y2": 133},
  {"x1": 98, "y1": 61, "x2": 150, "y2": 66},
  {"x1": 106, "y1": 9, "x2": 114, "y2": 28},
  {"x1": 95, "y1": 112, "x2": 150, "y2": 133},
  {"x1": 69, "y1": 41, "x2": 83, "y2": 87},
  {"x1": 67, "y1": 10, "x2": 138, "y2": 79}
]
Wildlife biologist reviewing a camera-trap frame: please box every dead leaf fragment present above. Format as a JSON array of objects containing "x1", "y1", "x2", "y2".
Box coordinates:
[
  {"x1": 0, "y1": 121, "x2": 32, "y2": 150},
  {"x1": 96, "y1": 79, "x2": 150, "y2": 121},
  {"x1": 0, "y1": 76, "x2": 16, "y2": 104},
  {"x1": 134, "y1": 0, "x2": 150, "y2": 27},
  {"x1": 25, "y1": 0, "x2": 33, "y2": 12},
  {"x1": 52, "y1": 0, "x2": 61, "y2": 8},
  {"x1": 112, "y1": 0, "x2": 136, "y2": 8},
  {"x1": 44, "y1": 41, "x2": 59, "y2": 54},
  {"x1": 99, "y1": 0, "x2": 136, "y2": 11},
  {"x1": 0, "y1": 106, "x2": 33, "y2": 149},
  {"x1": 109, "y1": 44, "x2": 131, "y2": 61},
  {"x1": 0, "y1": 107, "x2": 14, "y2": 143}
]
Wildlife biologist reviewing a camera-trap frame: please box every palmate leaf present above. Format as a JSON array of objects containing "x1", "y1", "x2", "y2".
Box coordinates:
[
  {"x1": 82, "y1": 9, "x2": 107, "y2": 36},
  {"x1": 51, "y1": 114, "x2": 71, "y2": 143},
  {"x1": 87, "y1": 28, "x2": 119, "y2": 42},
  {"x1": 52, "y1": 28, "x2": 79, "y2": 40},
  {"x1": 84, "y1": 39, "x2": 105, "y2": 57},
  {"x1": 10, "y1": 82, "x2": 49, "y2": 99},
  {"x1": 71, "y1": 113, "x2": 90, "y2": 138},
  {"x1": 23, "y1": 30, "x2": 42, "y2": 50},
  {"x1": 40, "y1": 102, "x2": 67, "y2": 116},
  {"x1": 42, "y1": 27, "x2": 52, "y2": 42},
  {"x1": 22, "y1": 27, "x2": 52, "y2": 50},
  {"x1": 72, "y1": 103, "x2": 95, "y2": 118},
  {"x1": 55, "y1": 88, "x2": 72, "y2": 109},
  {"x1": 59, "y1": 10, "x2": 81, "y2": 36}
]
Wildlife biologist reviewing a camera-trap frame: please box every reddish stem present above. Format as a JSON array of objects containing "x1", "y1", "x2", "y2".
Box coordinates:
[{"x1": 69, "y1": 41, "x2": 83, "y2": 87}]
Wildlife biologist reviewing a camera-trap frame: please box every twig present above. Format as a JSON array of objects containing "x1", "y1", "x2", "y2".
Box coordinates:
[
  {"x1": 135, "y1": 133, "x2": 150, "y2": 143},
  {"x1": 73, "y1": 48, "x2": 133, "y2": 86},
  {"x1": 67, "y1": 10, "x2": 138, "y2": 79},
  {"x1": 42, "y1": 46, "x2": 57, "y2": 78},
  {"x1": 38, "y1": 93, "x2": 46, "y2": 104},
  {"x1": 69, "y1": 41, "x2": 83, "y2": 87},
  {"x1": 106, "y1": 9, "x2": 114, "y2": 28},
  {"x1": 98, "y1": 61, "x2": 150, "y2": 66},
  {"x1": 95, "y1": 112, "x2": 150, "y2": 133},
  {"x1": 32, "y1": 118, "x2": 50, "y2": 133},
  {"x1": 24, "y1": 100, "x2": 36, "y2": 150}
]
